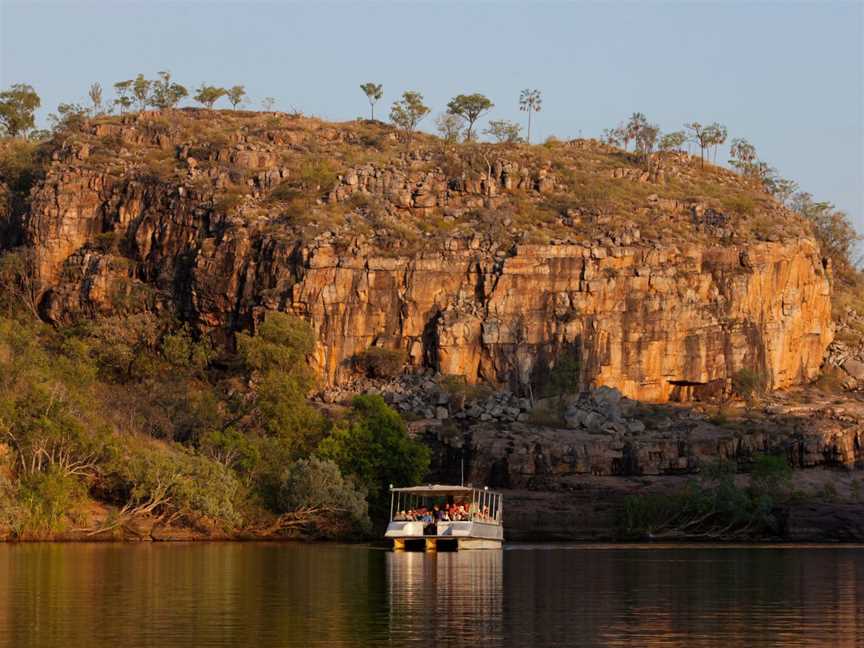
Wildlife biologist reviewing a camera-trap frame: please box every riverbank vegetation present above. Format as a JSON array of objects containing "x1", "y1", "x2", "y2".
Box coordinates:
[
  {"x1": 0, "y1": 275, "x2": 429, "y2": 540},
  {"x1": 617, "y1": 455, "x2": 795, "y2": 540}
]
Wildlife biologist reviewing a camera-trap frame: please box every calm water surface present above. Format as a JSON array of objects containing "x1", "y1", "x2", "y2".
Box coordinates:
[{"x1": 0, "y1": 543, "x2": 862, "y2": 647}]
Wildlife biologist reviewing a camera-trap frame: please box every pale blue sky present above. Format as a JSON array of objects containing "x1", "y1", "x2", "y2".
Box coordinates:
[{"x1": 2, "y1": 1, "x2": 862, "y2": 227}]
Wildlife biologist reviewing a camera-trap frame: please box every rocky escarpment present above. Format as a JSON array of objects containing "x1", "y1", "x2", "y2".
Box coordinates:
[{"x1": 9, "y1": 109, "x2": 833, "y2": 402}]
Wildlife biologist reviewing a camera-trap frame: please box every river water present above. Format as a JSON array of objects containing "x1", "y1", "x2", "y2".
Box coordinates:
[{"x1": 0, "y1": 543, "x2": 861, "y2": 647}]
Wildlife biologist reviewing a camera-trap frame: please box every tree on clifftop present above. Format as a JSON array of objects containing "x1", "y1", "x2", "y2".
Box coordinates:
[
  {"x1": 194, "y1": 84, "x2": 227, "y2": 109},
  {"x1": 88, "y1": 83, "x2": 103, "y2": 115},
  {"x1": 685, "y1": 122, "x2": 711, "y2": 167},
  {"x1": 447, "y1": 93, "x2": 493, "y2": 142},
  {"x1": 729, "y1": 137, "x2": 758, "y2": 175},
  {"x1": 625, "y1": 112, "x2": 648, "y2": 152},
  {"x1": 132, "y1": 74, "x2": 151, "y2": 111},
  {"x1": 360, "y1": 82, "x2": 383, "y2": 120},
  {"x1": 0, "y1": 84, "x2": 41, "y2": 138},
  {"x1": 226, "y1": 85, "x2": 247, "y2": 109},
  {"x1": 519, "y1": 88, "x2": 542, "y2": 143},
  {"x1": 149, "y1": 71, "x2": 188, "y2": 109},
  {"x1": 435, "y1": 113, "x2": 464, "y2": 150},
  {"x1": 484, "y1": 119, "x2": 523, "y2": 144},
  {"x1": 389, "y1": 91, "x2": 429, "y2": 143},
  {"x1": 791, "y1": 192, "x2": 861, "y2": 270},
  {"x1": 658, "y1": 130, "x2": 687, "y2": 152},
  {"x1": 635, "y1": 122, "x2": 660, "y2": 158},
  {"x1": 113, "y1": 80, "x2": 134, "y2": 113},
  {"x1": 704, "y1": 122, "x2": 727, "y2": 163}
]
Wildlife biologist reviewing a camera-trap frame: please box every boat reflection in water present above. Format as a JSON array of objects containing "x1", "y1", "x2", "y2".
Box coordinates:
[{"x1": 386, "y1": 550, "x2": 504, "y2": 646}]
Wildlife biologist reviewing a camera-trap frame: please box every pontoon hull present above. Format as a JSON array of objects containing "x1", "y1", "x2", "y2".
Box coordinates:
[{"x1": 386, "y1": 520, "x2": 503, "y2": 551}]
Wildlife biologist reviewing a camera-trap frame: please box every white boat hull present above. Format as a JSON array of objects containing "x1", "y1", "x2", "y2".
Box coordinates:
[{"x1": 386, "y1": 520, "x2": 503, "y2": 550}]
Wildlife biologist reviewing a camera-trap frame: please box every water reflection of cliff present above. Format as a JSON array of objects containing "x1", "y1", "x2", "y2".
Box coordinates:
[{"x1": 387, "y1": 551, "x2": 504, "y2": 648}]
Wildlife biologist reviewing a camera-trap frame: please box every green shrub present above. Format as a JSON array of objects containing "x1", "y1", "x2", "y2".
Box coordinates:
[
  {"x1": 238, "y1": 311, "x2": 315, "y2": 373},
  {"x1": 542, "y1": 348, "x2": 581, "y2": 398},
  {"x1": 213, "y1": 191, "x2": 244, "y2": 214},
  {"x1": 161, "y1": 325, "x2": 212, "y2": 372},
  {"x1": 354, "y1": 346, "x2": 406, "y2": 379},
  {"x1": 439, "y1": 374, "x2": 494, "y2": 403},
  {"x1": 618, "y1": 456, "x2": 791, "y2": 540},
  {"x1": 105, "y1": 438, "x2": 242, "y2": 527},
  {"x1": 732, "y1": 368, "x2": 767, "y2": 402},
  {"x1": 318, "y1": 394, "x2": 429, "y2": 518},
  {"x1": 93, "y1": 231, "x2": 120, "y2": 253},
  {"x1": 16, "y1": 466, "x2": 85, "y2": 535},
  {"x1": 275, "y1": 456, "x2": 371, "y2": 538}
]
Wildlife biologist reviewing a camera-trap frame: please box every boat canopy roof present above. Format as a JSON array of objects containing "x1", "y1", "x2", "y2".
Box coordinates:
[{"x1": 390, "y1": 484, "x2": 494, "y2": 496}]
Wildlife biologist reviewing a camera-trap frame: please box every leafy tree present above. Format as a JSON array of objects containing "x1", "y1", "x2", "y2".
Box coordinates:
[
  {"x1": 625, "y1": 112, "x2": 648, "y2": 151},
  {"x1": 113, "y1": 80, "x2": 134, "y2": 113},
  {"x1": 763, "y1": 174, "x2": 798, "y2": 207},
  {"x1": 226, "y1": 85, "x2": 246, "y2": 109},
  {"x1": 199, "y1": 427, "x2": 259, "y2": 473},
  {"x1": 318, "y1": 394, "x2": 430, "y2": 517},
  {"x1": 435, "y1": 112, "x2": 464, "y2": 148},
  {"x1": 791, "y1": 192, "x2": 861, "y2": 269},
  {"x1": 132, "y1": 74, "x2": 151, "y2": 111},
  {"x1": 684, "y1": 121, "x2": 713, "y2": 167},
  {"x1": 149, "y1": 71, "x2": 188, "y2": 109},
  {"x1": 160, "y1": 325, "x2": 213, "y2": 374},
  {"x1": 48, "y1": 103, "x2": 88, "y2": 132},
  {"x1": 389, "y1": 90, "x2": 429, "y2": 143},
  {"x1": 704, "y1": 122, "x2": 727, "y2": 162},
  {"x1": 359, "y1": 82, "x2": 383, "y2": 120},
  {"x1": 519, "y1": 88, "x2": 542, "y2": 143},
  {"x1": 484, "y1": 119, "x2": 523, "y2": 144},
  {"x1": 732, "y1": 368, "x2": 766, "y2": 406},
  {"x1": 635, "y1": 122, "x2": 660, "y2": 158},
  {"x1": 194, "y1": 84, "x2": 227, "y2": 109},
  {"x1": 658, "y1": 130, "x2": 686, "y2": 152},
  {"x1": 548, "y1": 349, "x2": 581, "y2": 397},
  {"x1": 88, "y1": 83, "x2": 103, "y2": 115},
  {"x1": 238, "y1": 312, "x2": 323, "y2": 457},
  {"x1": 602, "y1": 125, "x2": 625, "y2": 148},
  {"x1": 104, "y1": 437, "x2": 242, "y2": 528},
  {"x1": 275, "y1": 457, "x2": 371, "y2": 537},
  {"x1": 0, "y1": 84, "x2": 41, "y2": 137},
  {"x1": 0, "y1": 248, "x2": 41, "y2": 319},
  {"x1": 447, "y1": 93, "x2": 493, "y2": 142},
  {"x1": 354, "y1": 347, "x2": 406, "y2": 379},
  {"x1": 729, "y1": 137, "x2": 757, "y2": 174}
]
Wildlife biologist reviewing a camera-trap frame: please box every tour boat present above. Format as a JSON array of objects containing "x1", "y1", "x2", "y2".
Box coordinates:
[{"x1": 385, "y1": 484, "x2": 504, "y2": 551}]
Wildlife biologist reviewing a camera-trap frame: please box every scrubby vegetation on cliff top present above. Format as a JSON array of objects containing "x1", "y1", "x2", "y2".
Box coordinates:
[{"x1": 5, "y1": 108, "x2": 810, "y2": 252}]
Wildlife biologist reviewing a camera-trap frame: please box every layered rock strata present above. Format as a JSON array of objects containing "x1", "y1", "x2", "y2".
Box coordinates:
[{"x1": 13, "y1": 111, "x2": 833, "y2": 402}]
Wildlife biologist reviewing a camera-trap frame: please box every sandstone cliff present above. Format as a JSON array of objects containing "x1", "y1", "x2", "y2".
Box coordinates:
[{"x1": 5, "y1": 109, "x2": 833, "y2": 402}]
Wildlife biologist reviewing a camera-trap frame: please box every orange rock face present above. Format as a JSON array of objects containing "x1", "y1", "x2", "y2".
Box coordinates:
[
  {"x1": 291, "y1": 238, "x2": 832, "y2": 400},
  {"x1": 16, "y1": 112, "x2": 833, "y2": 402}
]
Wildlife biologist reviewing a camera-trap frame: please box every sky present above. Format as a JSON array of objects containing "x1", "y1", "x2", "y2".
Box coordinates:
[{"x1": 1, "y1": 1, "x2": 862, "y2": 228}]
